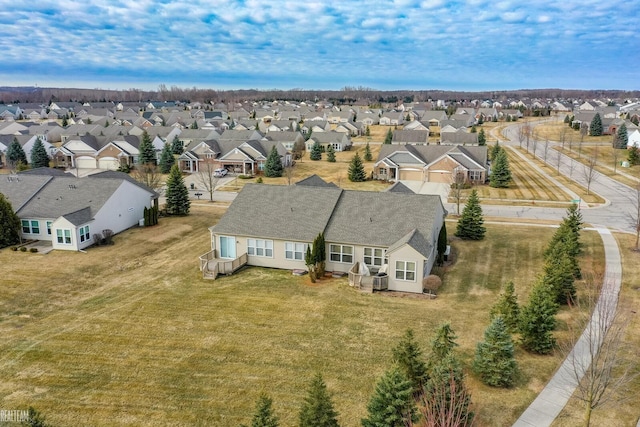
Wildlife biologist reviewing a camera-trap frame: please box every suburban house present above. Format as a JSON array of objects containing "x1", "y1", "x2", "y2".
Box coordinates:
[
  {"x1": 373, "y1": 144, "x2": 488, "y2": 184},
  {"x1": 391, "y1": 130, "x2": 430, "y2": 145},
  {"x1": 200, "y1": 181, "x2": 446, "y2": 294},
  {"x1": 0, "y1": 169, "x2": 158, "y2": 251},
  {"x1": 305, "y1": 131, "x2": 352, "y2": 152}
]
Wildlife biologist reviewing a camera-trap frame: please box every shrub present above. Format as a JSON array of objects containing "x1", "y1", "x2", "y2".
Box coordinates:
[
  {"x1": 256, "y1": 177, "x2": 263, "y2": 183},
  {"x1": 238, "y1": 174, "x2": 254, "y2": 180},
  {"x1": 30, "y1": 247, "x2": 38, "y2": 253},
  {"x1": 20, "y1": 246, "x2": 27, "y2": 252},
  {"x1": 11, "y1": 246, "x2": 18, "y2": 251}
]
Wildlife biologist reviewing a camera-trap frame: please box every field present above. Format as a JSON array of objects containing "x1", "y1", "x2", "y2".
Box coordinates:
[{"x1": 0, "y1": 205, "x2": 610, "y2": 426}]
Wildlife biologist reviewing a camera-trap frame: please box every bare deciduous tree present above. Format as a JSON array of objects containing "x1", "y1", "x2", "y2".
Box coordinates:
[
  {"x1": 133, "y1": 163, "x2": 164, "y2": 193},
  {"x1": 451, "y1": 168, "x2": 466, "y2": 215},
  {"x1": 195, "y1": 160, "x2": 220, "y2": 201},
  {"x1": 561, "y1": 278, "x2": 636, "y2": 427},
  {"x1": 542, "y1": 138, "x2": 550, "y2": 163},
  {"x1": 411, "y1": 370, "x2": 475, "y2": 427},
  {"x1": 582, "y1": 154, "x2": 598, "y2": 195}
]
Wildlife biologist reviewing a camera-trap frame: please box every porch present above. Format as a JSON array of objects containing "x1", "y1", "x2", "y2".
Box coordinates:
[
  {"x1": 348, "y1": 262, "x2": 388, "y2": 293},
  {"x1": 199, "y1": 249, "x2": 248, "y2": 280}
]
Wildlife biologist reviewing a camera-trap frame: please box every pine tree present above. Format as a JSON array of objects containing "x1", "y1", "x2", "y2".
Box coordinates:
[
  {"x1": 589, "y1": 113, "x2": 603, "y2": 136},
  {"x1": 423, "y1": 353, "x2": 473, "y2": 426},
  {"x1": 489, "y1": 142, "x2": 502, "y2": 161},
  {"x1": 429, "y1": 322, "x2": 458, "y2": 363},
  {"x1": 310, "y1": 141, "x2": 322, "y2": 161},
  {"x1": 62, "y1": 116, "x2": 68, "y2": 127},
  {"x1": 436, "y1": 223, "x2": 447, "y2": 266},
  {"x1": 326, "y1": 145, "x2": 336, "y2": 162},
  {"x1": 365, "y1": 125, "x2": 371, "y2": 137},
  {"x1": 158, "y1": 143, "x2": 175, "y2": 174},
  {"x1": 384, "y1": 128, "x2": 393, "y2": 144},
  {"x1": 470, "y1": 125, "x2": 477, "y2": 133},
  {"x1": 545, "y1": 204, "x2": 582, "y2": 280},
  {"x1": 455, "y1": 189, "x2": 485, "y2": 240},
  {"x1": 264, "y1": 146, "x2": 283, "y2": 177},
  {"x1": 542, "y1": 240, "x2": 577, "y2": 305},
  {"x1": 392, "y1": 329, "x2": 428, "y2": 395},
  {"x1": 473, "y1": 316, "x2": 517, "y2": 387},
  {"x1": 138, "y1": 131, "x2": 156, "y2": 165},
  {"x1": 477, "y1": 128, "x2": 486, "y2": 146},
  {"x1": 0, "y1": 193, "x2": 21, "y2": 248},
  {"x1": 614, "y1": 123, "x2": 628, "y2": 149},
  {"x1": 364, "y1": 142, "x2": 373, "y2": 161},
  {"x1": 519, "y1": 280, "x2": 558, "y2": 354},
  {"x1": 489, "y1": 148, "x2": 512, "y2": 188},
  {"x1": 628, "y1": 146, "x2": 640, "y2": 165},
  {"x1": 6, "y1": 137, "x2": 27, "y2": 168},
  {"x1": 299, "y1": 373, "x2": 340, "y2": 427},
  {"x1": 490, "y1": 282, "x2": 520, "y2": 333},
  {"x1": 165, "y1": 164, "x2": 190, "y2": 216},
  {"x1": 30, "y1": 137, "x2": 50, "y2": 169},
  {"x1": 171, "y1": 136, "x2": 184, "y2": 155},
  {"x1": 348, "y1": 152, "x2": 366, "y2": 182},
  {"x1": 362, "y1": 365, "x2": 416, "y2": 427},
  {"x1": 243, "y1": 393, "x2": 279, "y2": 427}
]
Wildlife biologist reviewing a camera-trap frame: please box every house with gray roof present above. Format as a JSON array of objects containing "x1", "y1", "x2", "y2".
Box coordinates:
[
  {"x1": 0, "y1": 170, "x2": 157, "y2": 251},
  {"x1": 374, "y1": 144, "x2": 488, "y2": 184},
  {"x1": 202, "y1": 182, "x2": 445, "y2": 293}
]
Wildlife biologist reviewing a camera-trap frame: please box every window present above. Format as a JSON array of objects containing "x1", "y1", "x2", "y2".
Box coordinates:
[
  {"x1": 395, "y1": 261, "x2": 416, "y2": 281},
  {"x1": 469, "y1": 170, "x2": 482, "y2": 181},
  {"x1": 378, "y1": 167, "x2": 388, "y2": 175},
  {"x1": 219, "y1": 236, "x2": 236, "y2": 259},
  {"x1": 330, "y1": 244, "x2": 353, "y2": 263},
  {"x1": 56, "y1": 229, "x2": 72, "y2": 245},
  {"x1": 364, "y1": 248, "x2": 385, "y2": 268},
  {"x1": 21, "y1": 220, "x2": 40, "y2": 234},
  {"x1": 285, "y1": 242, "x2": 308, "y2": 261},
  {"x1": 79, "y1": 225, "x2": 90, "y2": 243},
  {"x1": 46, "y1": 221, "x2": 52, "y2": 235},
  {"x1": 247, "y1": 239, "x2": 273, "y2": 257}
]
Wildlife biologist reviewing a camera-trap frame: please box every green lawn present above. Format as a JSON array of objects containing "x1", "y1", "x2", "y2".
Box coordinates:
[{"x1": 0, "y1": 207, "x2": 605, "y2": 426}]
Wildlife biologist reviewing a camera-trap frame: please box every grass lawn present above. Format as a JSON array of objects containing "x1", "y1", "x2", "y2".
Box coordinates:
[{"x1": 0, "y1": 206, "x2": 607, "y2": 426}]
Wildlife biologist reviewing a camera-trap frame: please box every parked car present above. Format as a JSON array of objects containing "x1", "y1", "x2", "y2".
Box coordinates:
[{"x1": 213, "y1": 168, "x2": 228, "y2": 177}]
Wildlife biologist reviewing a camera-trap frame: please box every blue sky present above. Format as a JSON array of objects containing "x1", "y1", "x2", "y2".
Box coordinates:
[{"x1": 0, "y1": 0, "x2": 637, "y2": 92}]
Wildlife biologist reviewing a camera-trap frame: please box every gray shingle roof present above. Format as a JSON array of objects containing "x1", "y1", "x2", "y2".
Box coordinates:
[
  {"x1": 0, "y1": 175, "x2": 52, "y2": 212},
  {"x1": 295, "y1": 175, "x2": 338, "y2": 188},
  {"x1": 62, "y1": 206, "x2": 93, "y2": 226}
]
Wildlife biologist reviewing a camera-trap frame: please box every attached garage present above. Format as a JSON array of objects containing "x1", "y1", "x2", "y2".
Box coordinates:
[
  {"x1": 428, "y1": 170, "x2": 452, "y2": 183},
  {"x1": 399, "y1": 169, "x2": 424, "y2": 181},
  {"x1": 98, "y1": 157, "x2": 120, "y2": 170},
  {"x1": 75, "y1": 156, "x2": 97, "y2": 169}
]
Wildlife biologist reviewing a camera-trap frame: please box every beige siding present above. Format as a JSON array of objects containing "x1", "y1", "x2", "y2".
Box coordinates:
[{"x1": 399, "y1": 169, "x2": 424, "y2": 181}]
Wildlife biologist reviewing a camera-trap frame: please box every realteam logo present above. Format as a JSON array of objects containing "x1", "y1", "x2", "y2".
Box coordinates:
[{"x1": 0, "y1": 410, "x2": 29, "y2": 422}]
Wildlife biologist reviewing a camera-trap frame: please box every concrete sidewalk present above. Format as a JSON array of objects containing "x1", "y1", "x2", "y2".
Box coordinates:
[{"x1": 513, "y1": 227, "x2": 622, "y2": 426}]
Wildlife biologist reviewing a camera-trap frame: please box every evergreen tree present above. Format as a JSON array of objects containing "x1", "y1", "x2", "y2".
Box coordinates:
[
  {"x1": 243, "y1": 393, "x2": 279, "y2": 427},
  {"x1": 365, "y1": 125, "x2": 371, "y2": 137},
  {"x1": 362, "y1": 365, "x2": 416, "y2": 427},
  {"x1": 364, "y1": 142, "x2": 373, "y2": 161},
  {"x1": 171, "y1": 136, "x2": 184, "y2": 154},
  {"x1": 299, "y1": 373, "x2": 340, "y2": 427},
  {"x1": 348, "y1": 152, "x2": 366, "y2": 182},
  {"x1": 490, "y1": 282, "x2": 520, "y2": 334},
  {"x1": 455, "y1": 189, "x2": 485, "y2": 240},
  {"x1": 264, "y1": 146, "x2": 283, "y2": 177},
  {"x1": 490, "y1": 142, "x2": 502, "y2": 161},
  {"x1": 310, "y1": 140, "x2": 322, "y2": 161},
  {"x1": 614, "y1": 123, "x2": 628, "y2": 148},
  {"x1": 62, "y1": 115, "x2": 68, "y2": 127},
  {"x1": 589, "y1": 113, "x2": 603, "y2": 136},
  {"x1": 477, "y1": 128, "x2": 486, "y2": 146},
  {"x1": 473, "y1": 316, "x2": 517, "y2": 387},
  {"x1": 489, "y1": 148, "x2": 512, "y2": 188},
  {"x1": 628, "y1": 146, "x2": 640, "y2": 165},
  {"x1": 191, "y1": 120, "x2": 199, "y2": 129},
  {"x1": 165, "y1": 164, "x2": 190, "y2": 216},
  {"x1": 392, "y1": 329, "x2": 428, "y2": 395},
  {"x1": 30, "y1": 137, "x2": 50, "y2": 169},
  {"x1": 519, "y1": 280, "x2": 558, "y2": 354},
  {"x1": 470, "y1": 125, "x2": 477, "y2": 133},
  {"x1": 542, "y1": 240, "x2": 577, "y2": 305},
  {"x1": 564, "y1": 114, "x2": 571, "y2": 124},
  {"x1": 158, "y1": 143, "x2": 175, "y2": 174},
  {"x1": 326, "y1": 145, "x2": 336, "y2": 162},
  {"x1": 436, "y1": 222, "x2": 447, "y2": 266},
  {"x1": 6, "y1": 137, "x2": 27, "y2": 168},
  {"x1": 384, "y1": 128, "x2": 393, "y2": 144},
  {"x1": 138, "y1": 131, "x2": 156, "y2": 165},
  {"x1": 0, "y1": 193, "x2": 21, "y2": 248},
  {"x1": 312, "y1": 232, "x2": 326, "y2": 277},
  {"x1": 429, "y1": 322, "x2": 458, "y2": 363},
  {"x1": 423, "y1": 353, "x2": 473, "y2": 426},
  {"x1": 545, "y1": 205, "x2": 582, "y2": 280}
]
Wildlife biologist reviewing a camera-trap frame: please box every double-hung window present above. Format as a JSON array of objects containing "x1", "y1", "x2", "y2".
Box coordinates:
[
  {"x1": 364, "y1": 248, "x2": 385, "y2": 269},
  {"x1": 46, "y1": 221, "x2": 52, "y2": 235},
  {"x1": 247, "y1": 239, "x2": 273, "y2": 257},
  {"x1": 330, "y1": 244, "x2": 353, "y2": 263},
  {"x1": 285, "y1": 242, "x2": 307, "y2": 261},
  {"x1": 79, "y1": 225, "x2": 90, "y2": 243},
  {"x1": 56, "y1": 229, "x2": 72, "y2": 245},
  {"x1": 21, "y1": 220, "x2": 40, "y2": 234},
  {"x1": 395, "y1": 261, "x2": 416, "y2": 281}
]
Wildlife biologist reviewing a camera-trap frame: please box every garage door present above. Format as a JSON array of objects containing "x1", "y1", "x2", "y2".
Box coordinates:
[
  {"x1": 98, "y1": 157, "x2": 120, "y2": 170},
  {"x1": 399, "y1": 169, "x2": 423, "y2": 181},
  {"x1": 428, "y1": 170, "x2": 452, "y2": 183},
  {"x1": 75, "y1": 157, "x2": 97, "y2": 169}
]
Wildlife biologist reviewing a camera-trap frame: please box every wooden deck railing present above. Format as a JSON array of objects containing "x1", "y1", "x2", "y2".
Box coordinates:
[
  {"x1": 199, "y1": 250, "x2": 248, "y2": 280},
  {"x1": 348, "y1": 262, "x2": 388, "y2": 292}
]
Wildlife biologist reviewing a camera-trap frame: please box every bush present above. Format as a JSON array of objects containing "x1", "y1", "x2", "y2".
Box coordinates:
[
  {"x1": 117, "y1": 164, "x2": 131, "y2": 173},
  {"x1": 238, "y1": 174, "x2": 254, "y2": 180},
  {"x1": 256, "y1": 177, "x2": 263, "y2": 183},
  {"x1": 11, "y1": 246, "x2": 18, "y2": 251},
  {"x1": 20, "y1": 246, "x2": 27, "y2": 252},
  {"x1": 30, "y1": 247, "x2": 38, "y2": 253}
]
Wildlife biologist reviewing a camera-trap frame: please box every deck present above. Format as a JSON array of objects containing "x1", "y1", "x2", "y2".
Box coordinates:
[{"x1": 199, "y1": 249, "x2": 248, "y2": 280}]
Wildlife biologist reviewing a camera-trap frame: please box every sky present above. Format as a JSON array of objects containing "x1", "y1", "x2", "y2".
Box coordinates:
[{"x1": 0, "y1": 0, "x2": 637, "y2": 92}]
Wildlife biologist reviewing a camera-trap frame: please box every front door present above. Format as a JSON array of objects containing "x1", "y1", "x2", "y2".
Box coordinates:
[{"x1": 219, "y1": 236, "x2": 236, "y2": 259}]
